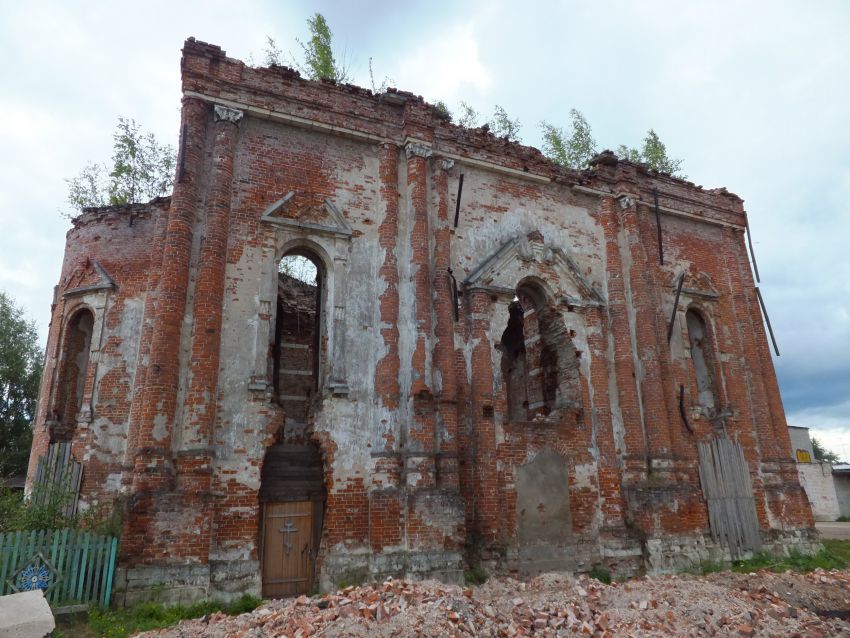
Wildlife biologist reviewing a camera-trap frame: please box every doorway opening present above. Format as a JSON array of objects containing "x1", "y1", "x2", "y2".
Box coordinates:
[{"x1": 259, "y1": 442, "x2": 326, "y2": 597}]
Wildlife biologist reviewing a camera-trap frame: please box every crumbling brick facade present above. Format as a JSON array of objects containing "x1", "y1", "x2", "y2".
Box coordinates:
[{"x1": 28, "y1": 38, "x2": 815, "y2": 603}]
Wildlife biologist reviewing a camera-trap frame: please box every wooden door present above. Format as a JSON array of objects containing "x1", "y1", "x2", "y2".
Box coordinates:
[{"x1": 262, "y1": 501, "x2": 315, "y2": 597}]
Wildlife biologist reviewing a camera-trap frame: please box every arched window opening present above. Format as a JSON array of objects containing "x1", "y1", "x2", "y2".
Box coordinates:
[
  {"x1": 499, "y1": 284, "x2": 581, "y2": 423},
  {"x1": 273, "y1": 252, "x2": 323, "y2": 444},
  {"x1": 686, "y1": 308, "x2": 718, "y2": 411},
  {"x1": 500, "y1": 301, "x2": 528, "y2": 422},
  {"x1": 54, "y1": 308, "x2": 94, "y2": 442}
]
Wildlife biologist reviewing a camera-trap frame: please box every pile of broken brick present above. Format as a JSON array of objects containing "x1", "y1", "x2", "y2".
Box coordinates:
[{"x1": 139, "y1": 568, "x2": 850, "y2": 637}]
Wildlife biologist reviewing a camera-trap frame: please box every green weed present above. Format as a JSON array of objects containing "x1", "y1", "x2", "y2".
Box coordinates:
[
  {"x1": 732, "y1": 547, "x2": 848, "y2": 574},
  {"x1": 588, "y1": 565, "x2": 612, "y2": 584},
  {"x1": 464, "y1": 566, "x2": 488, "y2": 586},
  {"x1": 84, "y1": 593, "x2": 262, "y2": 638}
]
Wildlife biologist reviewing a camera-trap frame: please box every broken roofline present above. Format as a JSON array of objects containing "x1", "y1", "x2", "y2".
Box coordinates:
[{"x1": 180, "y1": 37, "x2": 743, "y2": 213}]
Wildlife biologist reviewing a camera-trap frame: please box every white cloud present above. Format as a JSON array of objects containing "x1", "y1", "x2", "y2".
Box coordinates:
[{"x1": 390, "y1": 23, "x2": 493, "y2": 105}]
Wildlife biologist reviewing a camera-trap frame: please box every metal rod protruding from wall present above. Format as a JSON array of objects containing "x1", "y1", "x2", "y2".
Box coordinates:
[
  {"x1": 668, "y1": 271, "x2": 685, "y2": 343},
  {"x1": 654, "y1": 187, "x2": 664, "y2": 265},
  {"x1": 178, "y1": 123, "x2": 188, "y2": 183},
  {"x1": 453, "y1": 174, "x2": 464, "y2": 228},
  {"x1": 679, "y1": 384, "x2": 693, "y2": 433},
  {"x1": 755, "y1": 287, "x2": 780, "y2": 356},
  {"x1": 743, "y1": 210, "x2": 761, "y2": 283}
]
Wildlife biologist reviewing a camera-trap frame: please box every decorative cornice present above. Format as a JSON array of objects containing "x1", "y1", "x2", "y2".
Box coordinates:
[
  {"x1": 405, "y1": 142, "x2": 433, "y2": 159},
  {"x1": 214, "y1": 104, "x2": 243, "y2": 124},
  {"x1": 617, "y1": 194, "x2": 637, "y2": 209}
]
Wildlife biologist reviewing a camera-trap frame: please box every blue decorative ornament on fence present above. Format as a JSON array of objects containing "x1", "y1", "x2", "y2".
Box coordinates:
[
  {"x1": 18, "y1": 563, "x2": 51, "y2": 591},
  {"x1": 9, "y1": 553, "x2": 59, "y2": 595}
]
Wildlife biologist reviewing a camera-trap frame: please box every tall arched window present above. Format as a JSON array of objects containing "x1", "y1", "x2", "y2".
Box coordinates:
[
  {"x1": 686, "y1": 308, "x2": 718, "y2": 411},
  {"x1": 272, "y1": 251, "x2": 323, "y2": 444},
  {"x1": 54, "y1": 308, "x2": 94, "y2": 442},
  {"x1": 499, "y1": 282, "x2": 581, "y2": 422}
]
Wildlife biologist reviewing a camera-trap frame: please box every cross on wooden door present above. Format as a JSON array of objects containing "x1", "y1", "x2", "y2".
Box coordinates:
[
  {"x1": 262, "y1": 501, "x2": 315, "y2": 598},
  {"x1": 280, "y1": 520, "x2": 297, "y2": 554}
]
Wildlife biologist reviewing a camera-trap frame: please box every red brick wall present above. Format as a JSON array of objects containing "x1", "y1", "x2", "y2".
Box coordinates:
[{"x1": 27, "y1": 38, "x2": 814, "y2": 594}]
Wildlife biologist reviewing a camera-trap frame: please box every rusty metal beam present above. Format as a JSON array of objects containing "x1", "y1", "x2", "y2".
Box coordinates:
[
  {"x1": 744, "y1": 210, "x2": 761, "y2": 283},
  {"x1": 755, "y1": 286, "x2": 780, "y2": 356},
  {"x1": 668, "y1": 272, "x2": 685, "y2": 343},
  {"x1": 453, "y1": 174, "x2": 464, "y2": 228}
]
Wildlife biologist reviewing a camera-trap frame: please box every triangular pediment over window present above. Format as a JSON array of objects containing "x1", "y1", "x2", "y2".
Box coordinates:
[
  {"x1": 681, "y1": 271, "x2": 720, "y2": 300},
  {"x1": 260, "y1": 192, "x2": 352, "y2": 238},
  {"x1": 464, "y1": 233, "x2": 605, "y2": 308},
  {"x1": 62, "y1": 260, "x2": 116, "y2": 298}
]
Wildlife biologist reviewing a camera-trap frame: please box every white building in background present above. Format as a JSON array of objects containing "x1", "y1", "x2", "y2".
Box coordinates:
[{"x1": 789, "y1": 425, "x2": 848, "y2": 521}]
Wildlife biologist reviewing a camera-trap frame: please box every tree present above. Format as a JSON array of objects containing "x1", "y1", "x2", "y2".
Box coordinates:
[
  {"x1": 65, "y1": 118, "x2": 175, "y2": 216},
  {"x1": 540, "y1": 109, "x2": 598, "y2": 169},
  {"x1": 0, "y1": 292, "x2": 42, "y2": 479},
  {"x1": 292, "y1": 13, "x2": 350, "y2": 82},
  {"x1": 432, "y1": 101, "x2": 452, "y2": 120},
  {"x1": 369, "y1": 57, "x2": 394, "y2": 94},
  {"x1": 263, "y1": 35, "x2": 285, "y2": 66},
  {"x1": 617, "y1": 129, "x2": 685, "y2": 176},
  {"x1": 489, "y1": 105, "x2": 521, "y2": 142},
  {"x1": 812, "y1": 436, "x2": 842, "y2": 464},
  {"x1": 457, "y1": 102, "x2": 480, "y2": 128}
]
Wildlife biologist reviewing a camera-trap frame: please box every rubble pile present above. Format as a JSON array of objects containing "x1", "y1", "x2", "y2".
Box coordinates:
[{"x1": 138, "y1": 569, "x2": 850, "y2": 637}]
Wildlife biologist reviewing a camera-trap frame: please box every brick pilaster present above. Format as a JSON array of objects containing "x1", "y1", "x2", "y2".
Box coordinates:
[{"x1": 132, "y1": 97, "x2": 209, "y2": 492}]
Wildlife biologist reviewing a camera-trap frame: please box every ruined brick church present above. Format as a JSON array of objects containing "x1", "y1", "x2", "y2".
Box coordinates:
[{"x1": 27, "y1": 38, "x2": 815, "y2": 603}]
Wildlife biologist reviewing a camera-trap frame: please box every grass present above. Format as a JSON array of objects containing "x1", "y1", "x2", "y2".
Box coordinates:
[
  {"x1": 588, "y1": 565, "x2": 612, "y2": 584},
  {"x1": 464, "y1": 566, "x2": 488, "y2": 586},
  {"x1": 54, "y1": 594, "x2": 262, "y2": 638},
  {"x1": 682, "y1": 540, "x2": 850, "y2": 576},
  {"x1": 732, "y1": 546, "x2": 847, "y2": 573}
]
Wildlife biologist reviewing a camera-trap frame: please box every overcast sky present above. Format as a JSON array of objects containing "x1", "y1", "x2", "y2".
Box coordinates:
[{"x1": 1, "y1": 1, "x2": 848, "y2": 455}]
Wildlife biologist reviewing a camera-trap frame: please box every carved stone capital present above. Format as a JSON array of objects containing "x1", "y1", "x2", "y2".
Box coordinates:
[
  {"x1": 617, "y1": 195, "x2": 636, "y2": 210},
  {"x1": 405, "y1": 142, "x2": 433, "y2": 159},
  {"x1": 440, "y1": 158, "x2": 455, "y2": 171},
  {"x1": 214, "y1": 104, "x2": 244, "y2": 124}
]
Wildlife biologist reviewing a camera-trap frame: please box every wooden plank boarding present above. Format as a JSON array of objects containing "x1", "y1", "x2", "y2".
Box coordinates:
[
  {"x1": 698, "y1": 437, "x2": 762, "y2": 559},
  {"x1": 32, "y1": 442, "x2": 82, "y2": 518}
]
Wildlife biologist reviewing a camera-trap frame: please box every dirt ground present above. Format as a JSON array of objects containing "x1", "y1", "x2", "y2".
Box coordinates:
[{"x1": 136, "y1": 568, "x2": 850, "y2": 637}]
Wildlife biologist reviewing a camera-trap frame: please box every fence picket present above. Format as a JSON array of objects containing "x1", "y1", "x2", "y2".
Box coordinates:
[
  {"x1": 63, "y1": 529, "x2": 78, "y2": 603},
  {"x1": 94, "y1": 536, "x2": 110, "y2": 600},
  {"x1": 47, "y1": 530, "x2": 60, "y2": 604},
  {"x1": 75, "y1": 532, "x2": 90, "y2": 601},
  {"x1": 0, "y1": 533, "x2": 8, "y2": 594},
  {"x1": 86, "y1": 536, "x2": 101, "y2": 602},
  {"x1": 103, "y1": 537, "x2": 117, "y2": 606}
]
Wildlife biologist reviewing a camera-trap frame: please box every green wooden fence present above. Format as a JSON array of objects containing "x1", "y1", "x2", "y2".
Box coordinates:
[{"x1": 0, "y1": 529, "x2": 118, "y2": 608}]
